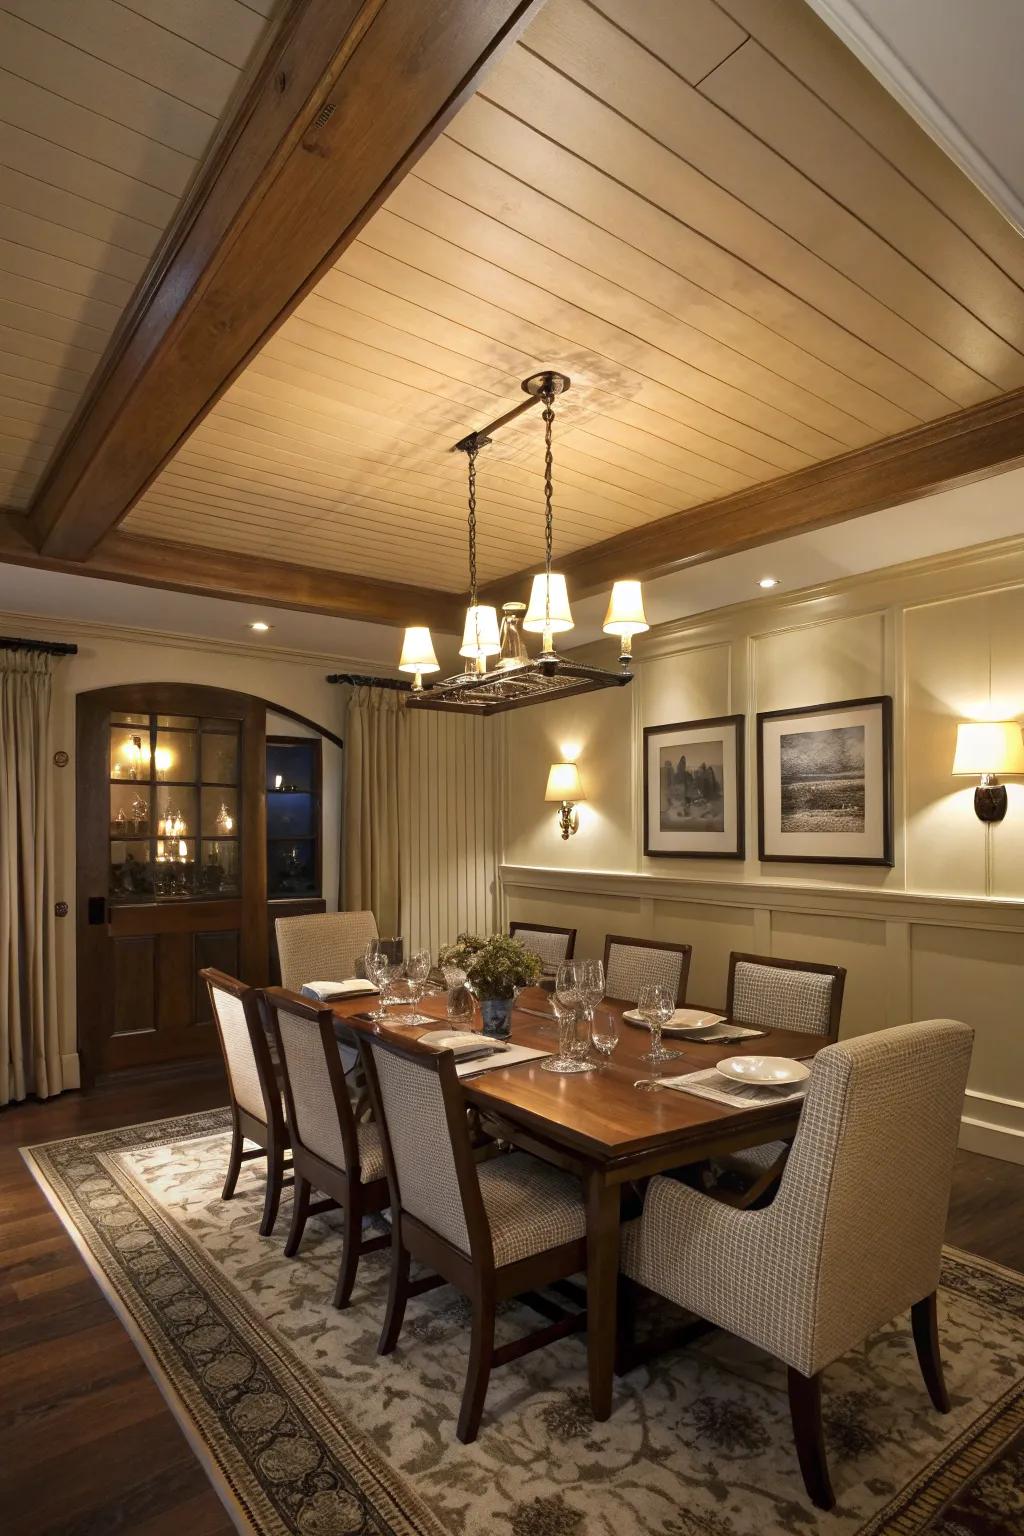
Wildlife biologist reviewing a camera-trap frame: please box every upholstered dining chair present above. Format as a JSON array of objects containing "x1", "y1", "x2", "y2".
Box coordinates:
[
  {"x1": 620, "y1": 1019, "x2": 973, "y2": 1509},
  {"x1": 359, "y1": 1029, "x2": 588, "y2": 1444},
  {"x1": 201, "y1": 968, "x2": 291, "y2": 1237},
  {"x1": 719, "y1": 952, "x2": 846, "y2": 1201},
  {"x1": 261, "y1": 988, "x2": 390, "y2": 1307},
  {"x1": 275, "y1": 909, "x2": 379, "y2": 992},
  {"x1": 509, "y1": 921, "x2": 577, "y2": 971},
  {"x1": 602, "y1": 934, "x2": 691, "y2": 1007}
]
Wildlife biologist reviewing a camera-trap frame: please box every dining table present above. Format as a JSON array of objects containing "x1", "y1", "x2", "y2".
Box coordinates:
[{"x1": 331, "y1": 985, "x2": 827, "y2": 1423}]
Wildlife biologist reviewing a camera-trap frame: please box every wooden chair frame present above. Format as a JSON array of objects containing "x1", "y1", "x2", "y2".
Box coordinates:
[
  {"x1": 358, "y1": 1029, "x2": 587, "y2": 1444},
  {"x1": 726, "y1": 952, "x2": 846, "y2": 1040},
  {"x1": 509, "y1": 921, "x2": 577, "y2": 963},
  {"x1": 261, "y1": 987, "x2": 390, "y2": 1307},
  {"x1": 602, "y1": 933, "x2": 692, "y2": 1007},
  {"x1": 200, "y1": 967, "x2": 291, "y2": 1237}
]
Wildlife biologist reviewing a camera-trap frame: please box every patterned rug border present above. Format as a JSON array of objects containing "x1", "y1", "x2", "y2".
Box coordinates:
[{"x1": 21, "y1": 1109, "x2": 1024, "y2": 1536}]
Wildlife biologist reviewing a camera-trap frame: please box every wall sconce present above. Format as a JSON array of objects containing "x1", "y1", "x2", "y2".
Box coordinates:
[
  {"x1": 545, "y1": 761, "x2": 585, "y2": 839},
  {"x1": 952, "y1": 720, "x2": 1024, "y2": 822}
]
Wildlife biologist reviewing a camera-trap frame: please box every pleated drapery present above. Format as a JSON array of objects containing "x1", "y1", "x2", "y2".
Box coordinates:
[
  {"x1": 0, "y1": 650, "x2": 62, "y2": 1105},
  {"x1": 342, "y1": 686, "x2": 407, "y2": 936}
]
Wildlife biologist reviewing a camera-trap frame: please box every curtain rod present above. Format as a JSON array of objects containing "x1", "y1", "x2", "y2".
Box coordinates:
[
  {"x1": 325, "y1": 672, "x2": 411, "y2": 691},
  {"x1": 0, "y1": 634, "x2": 78, "y2": 656}
]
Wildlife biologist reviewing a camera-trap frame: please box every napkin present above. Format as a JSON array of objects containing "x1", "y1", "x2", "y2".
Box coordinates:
[{"x1": 300, "y1": 979, "x2": 379, "y2": 1003}]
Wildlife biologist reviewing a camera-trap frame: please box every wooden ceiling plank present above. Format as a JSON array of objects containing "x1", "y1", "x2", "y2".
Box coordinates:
[
  {"x1": 444, "y1": 93, "x2": 954, "y2": 423},
  {"x1": 0, "y1": 205, "x2": 150, "y2": 287},
  {"x1": 30, "y1": 0, "x2": 548, "y2": 562},
  {"x1": 593, "y1": 0, "x2": 747, "y2": 85},
  {"x1": 0, "y1": 269, "x2": 119, "y2": 335},
  {"x1": 0, "y1": 347, "x2": 93, "y2": 392},
  {"x1": 479, "y1": 386, "x2": 1024, "y2": 601},
  {"x1": 0, "y1": 297, "x2": 110, "y2": 355},
  {"x1": 411, "y1": 132, "x2": 915, "y2": 437},
  {"x1": 0, "y1": 120, "x2": 181, "y2": 231},
  {"x1": 483, "y1": 39, "x2": 994, "y2": 406},
  {"x1": 699, "y1": 40, "x2": 1024, "y2": 358},
  {"x1": 0, "y1": 512, "x2": 464, "y2": 629},
  {"x1": 713, "y1": 0, "x2": 1024, "y2": 289},
  {"x1": 524, "y1": 1, "x2": 1023, "y2": 388}
]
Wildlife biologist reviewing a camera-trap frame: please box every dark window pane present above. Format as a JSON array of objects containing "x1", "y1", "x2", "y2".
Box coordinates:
[
  {"x1": 267, "y1": 741, "x2": 316, "y2": 793},
  {"x1": 267, "y1": 839, "x2": 317, "y2": 897},
  {"x1": 267, "y1": 790, "x2": 314, "y2": 839}
]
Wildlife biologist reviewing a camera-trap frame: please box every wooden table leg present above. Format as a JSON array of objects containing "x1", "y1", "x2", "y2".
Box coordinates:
[{"x1": 586, "y1": 1170, "x2": 620, "y2": 1421}]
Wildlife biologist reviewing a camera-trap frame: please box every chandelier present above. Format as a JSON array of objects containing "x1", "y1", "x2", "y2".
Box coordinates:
[{"x1": 399, "y1": 372, "x2": 648, "y2": 716}]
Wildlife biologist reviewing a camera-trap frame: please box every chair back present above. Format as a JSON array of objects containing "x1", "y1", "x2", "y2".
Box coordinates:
[
  {"x1": 727, "y1": 952, "x2": 845, "y2": 1037},
  {"x1": 509, "y1": 922, "x2": 577, "y2": 970},
  {"x1": 359, "y1": 1031, "x2": 490, "y2": 1263},
  {"x1": 602, "y1": 934, "x2": 691, "y2": 1006},
  {"x1": 770, "y1": 1019, "x2": 972, "y2": 1373},
  {"x1": 261, "y1": 988, "x2": 360, "y2": 1174},
  {"x1": 201, "y1": 968, "x2": 276, "y2": 1125},
  {"x1": 275, "y1": 910, "x2": 378, "y2": 991}
]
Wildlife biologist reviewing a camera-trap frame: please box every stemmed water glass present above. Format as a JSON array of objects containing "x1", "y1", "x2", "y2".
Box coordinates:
[
  {"x1": 363, "y1": 939, "x2": 391, "y2": 1024},
  {"x1": 590, "y1": 1006, "x2": 620, "y2": 1069},
  {"x1": 637, "y1": 982, "x2": 680, "y2": 1067},
  {"x1": 405, "y1": 947, "x2": 433, "y2": 1024},
  {"x1": 541, "y1": 960, "x2": 593, "y2": 1074}
]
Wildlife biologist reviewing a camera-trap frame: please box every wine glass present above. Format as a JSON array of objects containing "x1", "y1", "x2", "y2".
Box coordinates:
[
  {"x1": 541, "y1": 961, "x2": 592, "y2": 1074},
  {"x1": 590, "y1": 1006, "x2": 620, "y2": 1069},
  {"x1": 637, "y1": 982, "x2": 679, "y2": 1067},
  {"x1": 406, "y1": 947, "x2": 432, "y2": 1023},
  {"x1": 364, "y1": 939, "x2": 390, "y2": 1023},
  {"x1": 578, "y1": 959, "x2": 605, "y2": 1046}
]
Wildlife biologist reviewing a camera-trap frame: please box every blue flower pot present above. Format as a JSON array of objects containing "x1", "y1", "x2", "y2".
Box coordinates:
[{"x1": 480, "y1": 997, "x2": 513, "y2": 1040}]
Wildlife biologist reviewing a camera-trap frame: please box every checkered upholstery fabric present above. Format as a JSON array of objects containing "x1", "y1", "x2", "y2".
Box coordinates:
[
  {"x1": 478, "y1": 1153, "x2": 586, "y2": 1267},
  {"x1": 605, "y1": 941, "x2": 685, "y2": 1004},
  {"x1": 353, "y1": 1121, "x2": 385, "y2": 1183},
  {"x1": 731, "y1": 961, "x2": 835, "y2": 1035},
  {"x1": 621, "y1": 1019, "x2": 972, "y2": 1376},
  {"x1": 369, "y1": 1042, "x2": 472, "y2": 1256},
  {"x1": 275, "y1": 1005, "x2": 348, "y2": 1169},
  {"x1": 276, "y1": 911, "x2": 378, "y2": 992},
  {"x1": 511, "y1": 927, "x2": 573, "y2": 969},
  {"x1": 209, "y1": 984, "x2": 266, "y2": 1123}
]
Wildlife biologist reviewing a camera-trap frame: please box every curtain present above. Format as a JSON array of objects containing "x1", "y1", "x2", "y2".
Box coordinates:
[
  {"x1": 342, "y1": 686, "x2": 407, "y2": 936},
  {"x1": 0, "y1": 651, "x2": 61, "y2": 1105}
]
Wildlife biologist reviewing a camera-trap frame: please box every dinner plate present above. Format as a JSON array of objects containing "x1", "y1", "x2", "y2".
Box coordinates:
[
  {"x1": 622, "y1": 1007, "x2": 727, "y2": 1034},
  {"x1": 714, "y1": 1055, "x2": 809, "y2": 1086}
]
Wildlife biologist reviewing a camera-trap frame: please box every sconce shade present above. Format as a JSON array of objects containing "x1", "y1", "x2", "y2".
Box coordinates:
[
  {"x1": 459, "y1": 604, "x2": 501, "y2": 659},
  {"x1": 545, "y1": 761, "x2": 585, "y2": 802},
  {"x1": 523, "y1": 572, "x2": 574, "y2": 634},
  {"x1": 398, "y1": 626, "x2": 440, "y2": 674},
  {"x1": 952, "y1": 721, "x2": 1024, "y2": 775},
  {"x1": 603, "y1": 579, "x2": 649, "y2": 637}
]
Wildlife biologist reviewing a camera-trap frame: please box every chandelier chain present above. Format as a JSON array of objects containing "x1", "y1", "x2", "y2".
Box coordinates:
[
  {"x1": 542, "y1": 385, "x2": 554, "y2": 628},
  {"x1": 466, "y1": 439, "x2": 478, "y2": 607}
]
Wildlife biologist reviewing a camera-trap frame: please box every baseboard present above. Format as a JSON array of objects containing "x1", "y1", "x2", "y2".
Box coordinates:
[
  {"x1": 61, "y1": 1052, "x2": 81, "y2": 1091},
  {"x1": 960, "y1": 1089, "x2": 1024, "y2": 1166}
]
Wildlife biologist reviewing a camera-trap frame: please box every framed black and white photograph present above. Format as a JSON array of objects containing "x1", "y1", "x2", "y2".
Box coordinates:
[
  {"x1": 643, "y1": 715, "x2": 744, "y2": 859},
  {"x1": 757, "y1": 695, "x2": 894, "y2": 865}
]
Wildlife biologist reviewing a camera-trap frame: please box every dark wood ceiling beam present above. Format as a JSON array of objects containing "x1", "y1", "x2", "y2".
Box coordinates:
[
  {"x1": 0, "y1": 515, "x2": 462, "y2": 632},
  {"x1": 478, "y1": 387, "x2": 1024, "y2": 602},
  {"x1": 29, "y1": 0, "x2": 546, "y2": 562}
]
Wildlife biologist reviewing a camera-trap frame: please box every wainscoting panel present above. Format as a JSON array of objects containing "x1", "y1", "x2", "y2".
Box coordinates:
[
  {"x1": 769, "y1": 909, "x2": 889, "y2": 1039},
  {"x1": 651, "y1": 899, "x2": 756, "y2": 1007}
]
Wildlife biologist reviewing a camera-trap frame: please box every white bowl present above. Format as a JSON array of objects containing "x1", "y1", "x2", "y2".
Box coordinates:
[{"x1": 715, "y1": 1055, "x2": 809, "y2": 1087}]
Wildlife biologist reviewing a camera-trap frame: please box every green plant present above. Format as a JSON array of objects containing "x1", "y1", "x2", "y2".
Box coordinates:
[{"x1": 438, "y1": 931, "x2": 541, "y2": 1000}]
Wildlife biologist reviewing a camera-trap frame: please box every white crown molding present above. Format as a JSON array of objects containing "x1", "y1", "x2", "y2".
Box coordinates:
[{"x1": 806, "y1": 0, "x2": 1024, "y2": 235}]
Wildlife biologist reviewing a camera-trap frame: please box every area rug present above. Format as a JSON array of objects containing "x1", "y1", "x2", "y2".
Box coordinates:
[{"x1": 22, "y1": 1110, "x2": 1024, "y2": 1536}]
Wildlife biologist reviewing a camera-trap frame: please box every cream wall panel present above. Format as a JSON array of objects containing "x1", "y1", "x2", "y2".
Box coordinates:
[
  {"x1": 754, "y1": 610, "x2": 886, "y2": 713},
  {"x1": 988, "y1": 587, "x2": 1024, "y2": 897},
  {"x1": 769, "y1": 910, "x2": 888, "y2": 1039},
  {"x1": 504, "y1": 887, "x2": 648, "y2": 969},
  {"x1": 639, "y1": 643, "x2": 732, "y2": 727},
  {"x1": 650, "y1": 899, "x2": 755, "y2": 1008}
]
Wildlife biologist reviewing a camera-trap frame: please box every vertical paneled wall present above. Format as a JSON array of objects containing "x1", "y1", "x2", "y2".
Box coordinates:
[{"x1": 400, "y1": 709, "x2": 504, "y2": 956}]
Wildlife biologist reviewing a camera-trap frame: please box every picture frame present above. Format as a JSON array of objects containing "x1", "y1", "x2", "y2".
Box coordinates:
[
  {"x1": 756, "y1": 695, "x2": 894, "y2": 866},
  {"x1": 643, "y1": 714, "x2": 745, "y2": 859}
]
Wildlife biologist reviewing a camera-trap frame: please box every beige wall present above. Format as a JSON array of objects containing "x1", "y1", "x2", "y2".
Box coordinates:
[{"x1": 503, "y1": 539, "x2": 1024, "y2": 1164}]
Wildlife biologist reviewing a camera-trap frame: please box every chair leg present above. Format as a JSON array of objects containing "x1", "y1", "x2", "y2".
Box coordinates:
[
  {"x1": 457, "y1": 1290, "x2": 495, "y2": 1445},
  {"x1": 787, "y1": 1367, "x2": 835, "y2": 1511},
  {"x1": 332, "y1": 1197, "x2": 361, "y2": 1310},
  {"x1": 221, "y1": 1121, "x2": 243, "y2": 1201},
  {"x1": 259, "y1": 1138, "x2": 285, "y2": 1237},
  {"x1": 912, "y1": 1292, "x2": 950, "y2": 1413},
  {"x1": 378, "y1": 1240, "x2": 411, "y2": 1356},
  {"x1": 284, "y1": 1174, "x2": 311, "y2": 1258}
]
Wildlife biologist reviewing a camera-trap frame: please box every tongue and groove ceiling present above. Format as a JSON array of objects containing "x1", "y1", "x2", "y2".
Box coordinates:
[{"x1": 4, "y1": 0, "x2": 1024, "y2": 605}]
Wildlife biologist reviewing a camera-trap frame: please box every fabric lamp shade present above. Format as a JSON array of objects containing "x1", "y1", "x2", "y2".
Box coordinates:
[
  {"x1": 545, "y1": 762, "x2": 585, "y2": 802},
  {"x1": 398, "y1": 627, "x2": 439, "y2": 675},
  {"x1": 523, "y1": 572, "x2": 574, "y2": 634},
  {"x1": 952, "y1": 721, "x2": 1024, "y2": 775},
  {"x1": 459, "y1": 604, "x2": 501, "y2": 659},
  {"x1": 603, "y1": 579, "x2": 649, "y2": 637}
]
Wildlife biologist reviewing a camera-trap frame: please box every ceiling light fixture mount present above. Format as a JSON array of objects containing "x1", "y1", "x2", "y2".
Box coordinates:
[{"x1": 402, "y1": 371, "x2": 644, "y2": 716}]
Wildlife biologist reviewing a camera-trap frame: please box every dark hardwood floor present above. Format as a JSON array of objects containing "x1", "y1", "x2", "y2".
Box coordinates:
[{"x1": 1, "y1": 1072, "x2": 1022, "y2": 1535}]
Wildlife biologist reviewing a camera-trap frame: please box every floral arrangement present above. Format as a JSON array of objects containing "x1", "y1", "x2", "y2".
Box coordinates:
[{"x1": 439, "y1": 932, "x2": 541, "y2": 1000}]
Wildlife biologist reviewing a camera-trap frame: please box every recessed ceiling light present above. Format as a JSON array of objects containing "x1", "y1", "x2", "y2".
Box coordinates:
[
  {"x1": 758, "y1": 577, "x2": 779, "y2": 590},
  {"x1": 249, "y1": 620, "x2": 272, "y2": 632}
]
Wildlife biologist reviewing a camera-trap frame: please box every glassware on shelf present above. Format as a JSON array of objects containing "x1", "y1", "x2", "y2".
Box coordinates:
[
  {"x1": 541, "y1": 960, "x2": 594, "y2": 1074},
  {"x1": 130, "y1": 794, "x2": 149, "y2": 834},
  {"x1": 214, "y1": 801, "x2": 235, "y2": 835}
]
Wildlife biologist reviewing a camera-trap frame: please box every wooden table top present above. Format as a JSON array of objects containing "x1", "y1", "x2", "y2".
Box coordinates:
[{"x1": 332, "y1": 987, "x2": 825, "y2": 1168}]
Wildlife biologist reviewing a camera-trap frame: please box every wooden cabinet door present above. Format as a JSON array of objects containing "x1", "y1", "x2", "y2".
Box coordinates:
[{"x1": 76, "y1": 683, "x2": 268, "y2": 1079}]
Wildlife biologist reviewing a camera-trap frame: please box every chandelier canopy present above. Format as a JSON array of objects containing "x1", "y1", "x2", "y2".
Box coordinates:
[{"x1": 400, "y1": 371, "x2": 646, "y2": 716}]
